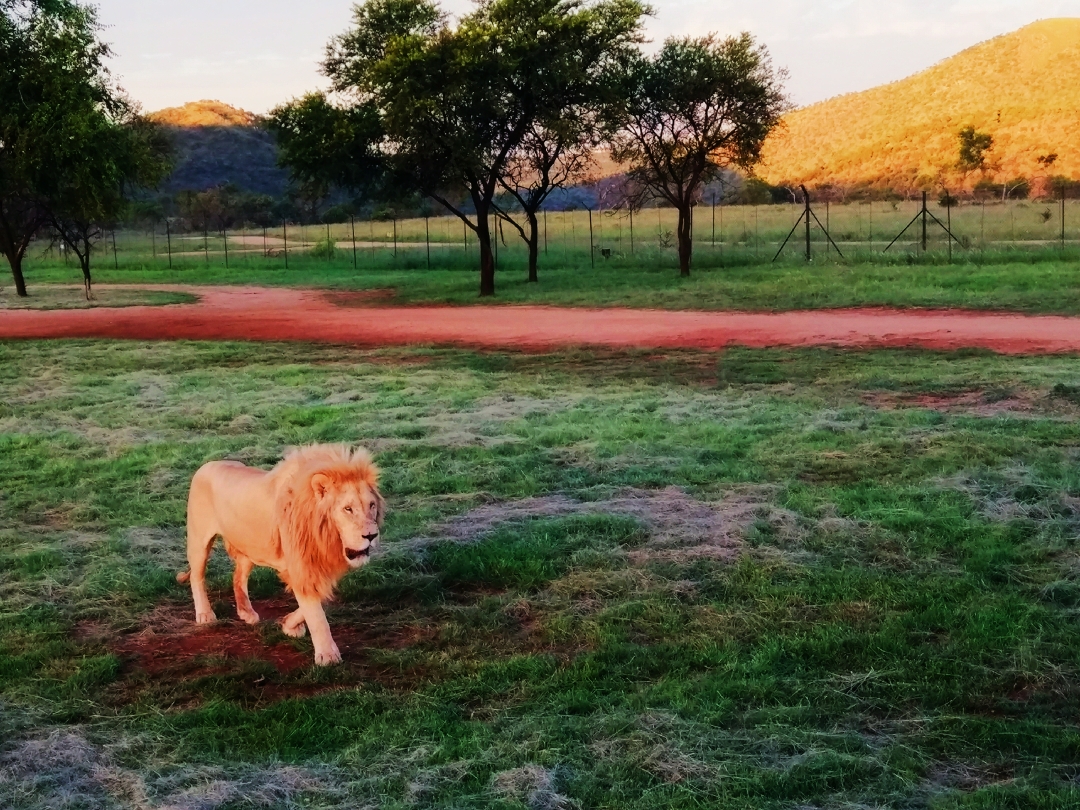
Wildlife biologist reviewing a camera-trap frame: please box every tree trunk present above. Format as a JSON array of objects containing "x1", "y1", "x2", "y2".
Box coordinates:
[
  {"x1": 526, "y1": 210, "x2": 539, "y2": 283},
  {"x1": 80, "y1": 241, "x2": 93, "y2": 300},
  {"x1": 7, "y1": 253, "x2": 28, "y2": 297},
  {"x1": 677, "y1": 203, "x2": 693, "y2": 277},
  {"x1": 475, "y1": 208, "x2": 495, "y2": 297}
]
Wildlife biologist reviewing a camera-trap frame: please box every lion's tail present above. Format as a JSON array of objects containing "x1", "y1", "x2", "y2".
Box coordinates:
[{"x1": 176, "y1": 569, "x2": 191, "y2": 584}]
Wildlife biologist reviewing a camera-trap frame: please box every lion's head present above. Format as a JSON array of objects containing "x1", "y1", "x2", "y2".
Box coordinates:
[{"x1": 277, "y1": 444, "x2": 385, "y2": 599}]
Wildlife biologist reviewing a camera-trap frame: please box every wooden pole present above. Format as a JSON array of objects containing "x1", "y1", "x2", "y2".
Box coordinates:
[
  {"x1": 543, "y1": 209, "x2": 548, "y2": 255},
  {"x1": 283, "y1": 220, "x2": 288, "y2": 269},
  {"x1": 166, "y1": 220, "x2": 172, "y2": 269},
  {"x1": 629, "y1": 208, "x2": 634, "y2": 254},
  {"x1": 112, "y1": 230, "x2": 118, "y2": 269},
  {"x1": 351, "y1": 216, "x2": 357, "y2": 268},
  {"x1": 425, "y1": 216, "x2": 430, "y2": 269}
]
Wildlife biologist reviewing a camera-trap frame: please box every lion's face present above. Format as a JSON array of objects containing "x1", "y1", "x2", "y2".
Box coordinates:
[{"x1": 311, "y1": 474, "x2": 383, "y2": 569}]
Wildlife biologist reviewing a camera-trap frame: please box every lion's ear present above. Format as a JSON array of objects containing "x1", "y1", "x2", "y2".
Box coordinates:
[{"x1": 310, "y1": 473, "x2": 333, "y2": 501}]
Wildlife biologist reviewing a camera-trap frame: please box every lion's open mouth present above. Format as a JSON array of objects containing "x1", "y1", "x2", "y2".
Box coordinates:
[{"x1": 345, "y1": 547, "x2": 370, "y2": 563}]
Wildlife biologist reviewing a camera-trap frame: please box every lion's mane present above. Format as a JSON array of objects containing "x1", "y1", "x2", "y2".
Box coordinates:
[{"x1": 273, "y1": 444, "x2": 384, "y2": 601}]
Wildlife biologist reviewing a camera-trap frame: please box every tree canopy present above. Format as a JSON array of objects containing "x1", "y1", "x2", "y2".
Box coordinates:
[
  {"x1": 0, "y1": 0, "x2": 169, "y2": 296},
  {"x1": 607, "y1": 33, "x2": 788, "y2": 276}
]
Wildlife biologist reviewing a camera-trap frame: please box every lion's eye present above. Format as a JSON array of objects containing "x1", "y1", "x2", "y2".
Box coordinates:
[{"x1": 344, "y1": 506, "x2": 353, "y2": 514}]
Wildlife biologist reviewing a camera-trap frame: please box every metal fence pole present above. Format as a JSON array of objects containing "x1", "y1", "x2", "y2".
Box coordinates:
[
  {"x1": 392, "y1": 217, "x2": 397, "y2": 259},
  {"x1": 350, "y1": 216, "x2": 357, "y2": 268},
  {"x1": 112, "y1": 230, "x2": 118, "y2": 269},
  {"x1": 166, "y1": 220, "x2": 172, "y2": 269},
  {"x1": 629, "y1": 208, "x2": 634, "y2": 254},
  {"x1": 223, "y1": 227, "x2": 229, "y2": 268},
  {"x1": 283, "y1": 220, "x2": 288, "y2": 269},
  {"x1": 588, "y1": 208, "x2": 595, "y2": 268},
  {"x1": 425, "y1": 216, "x2": 430, "y2": 269}
]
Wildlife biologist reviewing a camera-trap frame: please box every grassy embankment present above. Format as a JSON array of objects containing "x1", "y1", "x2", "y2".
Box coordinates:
[{"x1": 2, "y1": 340, "x2": 1080, "y2": 807}]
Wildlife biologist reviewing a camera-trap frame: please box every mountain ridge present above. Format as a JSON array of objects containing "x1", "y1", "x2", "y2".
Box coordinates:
[{"x1": 759, "y1": 18, "x2": 1080, "y2": 192}]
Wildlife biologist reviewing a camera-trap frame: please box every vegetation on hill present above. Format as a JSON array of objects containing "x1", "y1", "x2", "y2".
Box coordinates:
[
  {"x1": 760, "y1": 18, "x2": 1080, "y2": 194},
  {"x1": 148, "y1": 100, "x2": 287, "y2": 196}
]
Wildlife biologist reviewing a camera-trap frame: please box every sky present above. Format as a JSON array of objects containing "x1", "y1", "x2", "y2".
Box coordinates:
[{"x1": 98, "y1": 0, "x2": 1080, "y2": 114}]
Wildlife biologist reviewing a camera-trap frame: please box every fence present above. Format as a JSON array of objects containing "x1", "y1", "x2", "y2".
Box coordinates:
[{"x1": 26, "y1": 197, "x2": 1080, "y2": 274}]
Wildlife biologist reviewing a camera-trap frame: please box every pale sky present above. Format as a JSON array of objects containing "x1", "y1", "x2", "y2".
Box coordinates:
[{"x1": 98, "y1": 0, "x2": 1080, "y2": 114}]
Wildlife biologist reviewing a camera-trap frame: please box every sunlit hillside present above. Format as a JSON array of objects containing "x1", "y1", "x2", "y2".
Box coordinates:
[
  {"x1": 148, "y1": 101, "x2": 286, "y2": 195},
  {"x1": 760, "y1": 18, "x2": 1080, "y2": 192},
  {"x1": 148, "y1": 99, "x2": 258, "y2": 128}
]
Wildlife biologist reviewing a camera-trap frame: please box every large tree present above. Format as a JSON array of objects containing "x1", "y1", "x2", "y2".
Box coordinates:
[
  {"x1": 0, "y1": 0, "x2": 166, "y2": 297},
  {"x1": 485, "y1": 0, "x2": 643, "y2": 284},
  {"x1": 607, "y1": 34, "x2": 787, "y2": 276},
  {"x1": 315, "y1": 0, "x2": 644, "y2": 296},
  {"x1": 0, "y1": 0, "x2": 101, "y2": 296}
]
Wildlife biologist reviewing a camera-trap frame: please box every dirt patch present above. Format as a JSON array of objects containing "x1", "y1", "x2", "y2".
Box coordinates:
[
  {"x1": 410, "y1": 485, "x2": 796, "y2": 563},
  {"x1": 322, "y1": 289, "x2": 397, "y2": 307},
  {"x1": 862, "y1": 389, "x2": 1043, "y2": 417},
  {"x1": 6, "y1": 284, "x2": 1080, "y2": 354},
  {"x1": 86, "y1": 596, "x2": 437, "y2": 708}
]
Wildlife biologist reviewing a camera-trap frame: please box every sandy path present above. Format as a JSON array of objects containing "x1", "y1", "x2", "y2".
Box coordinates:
[{"x1": 2, "y1": 285, "x2": 1079, "y2": 354}]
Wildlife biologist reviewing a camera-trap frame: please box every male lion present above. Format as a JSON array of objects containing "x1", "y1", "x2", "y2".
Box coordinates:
[{"x1": 177, "y1": 444, "x2": 384, "y2": 665}]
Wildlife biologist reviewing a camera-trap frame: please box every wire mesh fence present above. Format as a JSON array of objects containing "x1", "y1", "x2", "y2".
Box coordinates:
[{"x1": 26, "y1": 198, "x2": 1080, "y2": 275}]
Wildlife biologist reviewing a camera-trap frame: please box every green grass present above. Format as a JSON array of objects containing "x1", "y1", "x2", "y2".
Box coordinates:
[
  {"x1": 15, "y1": 248, "x2": 1080, "y2": 315},
  {"x1": 0, "y1": 286, "x2": 196, "y2": 309},
  {"x1": 2, "y1": 341, "x2": 1080, "y2": 808}
]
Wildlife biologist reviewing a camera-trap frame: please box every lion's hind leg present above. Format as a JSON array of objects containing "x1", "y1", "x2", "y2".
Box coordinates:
[
  {"x1": 232, "y1": 554, "x2": 260, "y2": 624},
  {"x1": 185, "y1": 504, "x2": 218, "y2": 625},
  {"x1": 282, "y1": 608, "x2": 307, "y2": 638}
]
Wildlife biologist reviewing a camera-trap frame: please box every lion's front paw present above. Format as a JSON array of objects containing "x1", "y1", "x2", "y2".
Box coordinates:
[
  {"x1": 195, "y1": 610, "x2": 217, "y2": 624},
  {"x1": 314, "y1": 643, "x2": 342, "y2": 666},
  {"x1": 238, "y1": 609, "x2": 260, "y2": 625},
  {"x1": 282, "y1": 620, "x2": 307, "y2": 638}
]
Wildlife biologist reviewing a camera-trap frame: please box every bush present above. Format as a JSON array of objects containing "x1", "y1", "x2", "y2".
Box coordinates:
[{"x1": 310, "y1": 236, "x2": 336, "y2": 259}]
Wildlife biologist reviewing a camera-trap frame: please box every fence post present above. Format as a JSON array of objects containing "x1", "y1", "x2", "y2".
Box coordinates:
[
  {"x1": 283, "y1": 220, "x2": 288, "y2": 269},
  {"x1": 350, "y1": 216, "x2": 357, "y2": 268},
  {"x1": 262, "y1": 225, "x2": 267, "y2": 258},
  {"x1": 204, "y1": 224, "x2": 209, "y2": 265},
  {"x1": 425, "y1": 216, "x2": 430, "y2": 269},
  {"x1": 543, "y1": 209, "x2": 548, "y2": 255},
  {"x1": 392, "y1": 218, "x2": 397, "y2": 259},
  {"x1": 151, "y1": 227, "x2": 156, "y2": 260},
  {"x1": 805, "y1": 190, "x2": 811, "y2": 261},
  {"x1": 1062, "y1": 185, "x2": 1066, "y2": 251},
  {"x1": 223, "y1": 227, "x2": 229, "y2": 268},
  {"x1": 112, "y1": 230, "x2": 118, "y2": 269},
  {"x1": 326, "y1": 223, "x2": 331, "y2": 262},
  {"x1": 921, "y1": 191, "x2": 928, "y2": 252},
  {"x1": 166, "y1": 220, "x2": 172, "y2": 269},
  {"x1": 629, "y1": 208, "x2": 634, "y2": 254},
  {"x1": 588, "y1": 208, "x2": 595, "y2": 268},
  {"x1": 946, "y1": 192, "x2": 952, "y2": 263}
]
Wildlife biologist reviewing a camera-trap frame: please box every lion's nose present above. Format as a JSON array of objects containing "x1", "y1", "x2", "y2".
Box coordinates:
[{"x1": 362, "y1": 533, "x2": 379, "y2": 541}]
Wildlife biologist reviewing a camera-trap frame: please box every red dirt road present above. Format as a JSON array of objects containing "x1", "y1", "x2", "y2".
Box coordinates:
[{"x1": 3, "y1": 285, "x2": 1080, "y2": 354}]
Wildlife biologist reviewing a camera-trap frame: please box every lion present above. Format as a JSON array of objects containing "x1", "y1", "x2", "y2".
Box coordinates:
[{"x1": 177, "y1": 444, "x2": 385, "y2": 666}]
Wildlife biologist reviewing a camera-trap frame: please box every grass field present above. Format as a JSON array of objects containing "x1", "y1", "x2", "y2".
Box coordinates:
[
  {"x1": 2, "y1": 339, "x2": 1080, "y2": 808},
  {"x1": 11, "y1": 200, "x2": 1080, "y2": 316},
  {"x1": 0, "y1": 287, "x2": 196, "y2": 310}
]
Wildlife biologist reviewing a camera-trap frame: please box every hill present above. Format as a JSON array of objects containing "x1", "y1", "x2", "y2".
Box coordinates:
[
  {"x1": 759, "y1": 19, "x2": 1080, "y2": 193},
  {"x1": 148, "y1": 101, "x2": 288, "y2": 197}
]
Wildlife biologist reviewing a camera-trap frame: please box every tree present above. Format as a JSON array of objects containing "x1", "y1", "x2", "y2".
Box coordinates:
[
  {"x1": 267, "y1": 92, "x2": 384, "y2": 219},
  {"x1": 957, "y1": 126, "x2": 994, "y2": 174},
  {"x1": 0, "y1": 0, "x2": 99, "y2": 296},
  {"x1": 47, "y1": 108, "x2": 171, "y2": 298},
  {"x1": 485, "y1": 0, "x2": 644, "y2": 283},
  {"x1": 607, "y1": 34, "x2": 787, "y2": 276}
]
